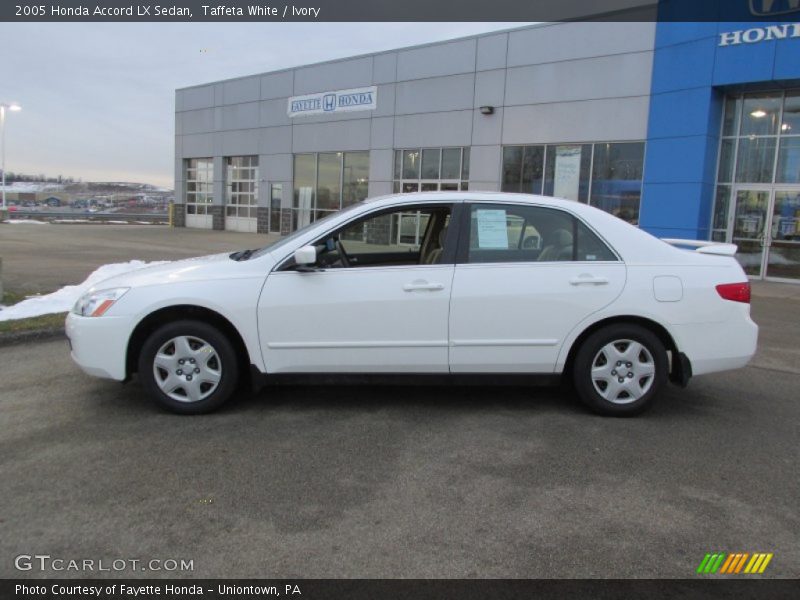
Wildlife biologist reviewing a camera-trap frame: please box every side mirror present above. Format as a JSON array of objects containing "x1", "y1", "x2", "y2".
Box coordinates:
[{"x1": 293, "y1": 245, "x2": 317, "y2": 266}]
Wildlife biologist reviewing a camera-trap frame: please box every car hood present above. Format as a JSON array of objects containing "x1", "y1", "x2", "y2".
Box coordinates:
[{"x1": 88, "y1": 252, "x2": 269, "y2": 291}]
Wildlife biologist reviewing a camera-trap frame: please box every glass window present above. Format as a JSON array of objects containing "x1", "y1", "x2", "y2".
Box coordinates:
[
  {"x1": 544, "y1": 144, "x2": 591, "y2": 202},
  {"x1": 735, "y1": 137, "x2": 776, "y2": 183},
  {"x1": 421, "y1": 149, "x2": 441, "y2": 179},
  {"x1": 293, "y1": 154, "x2": 316, "y2": 212},
  {"x1": 740, "y1": 92, "x2": 782, "y2": 137},
  {"x1": 269, "y1": 184, "x2": 282, "y2": 233},
  {"x1": 782, "y1": 91, "x2": 800, "y2": 134},
  {"x1": 467, "y1": 204, "x2": 577, "y2": 263},
  {"x1": 776, "y1": 137, "x2": 800, "y2": 184},
  {"x1": 521, "y1": 145, "x2": 546, "y2": 195},
  {"x1": 576, "y1": 221, "x2": 618, "y2": 261},
  {"x1": 394, "y1": 147, "x2": 470, "y2": 192},
  {"x1": 717, "y1": 139, "x2": 735, "y2": 183},
  {"x1": 393, "y1": 150, "x2": 401, "y2": 180},
  {"x1": 291, "y1": 152, "x2": 370, "y2": 230},
  {"x1": 590, "y1": 142, "x2": 644, "y2": 224},
  {"x1": 501, "y1": 146, "x2": 523, "y2": 192},
  {"x1": 316, "y1": 152, "x2": 342, "y2": 211},
  {"x1": 305, "y1": 205, "x2": 453, "y2": 269},
  {"x1": 343, "y1": 152, "x2": 369, "y2": 206},
  {"x1": 441, "y1": 148, "x2": 462, "y2": 180},
  {"x1": 185, "y1": 158, "x2": 213, "y2": 212},
  {"x1": 712, "y1": 185, "x2": 731, "y2": 231},
  {"x1": 225, "y1": 156, "x2": 258, "y2": 218},
  {"x1": 722, "y1": 96, "x2": 741, "y2": 137},
  {"x1": 402, "y1": 150, "x2": 420, "y2": 179}
]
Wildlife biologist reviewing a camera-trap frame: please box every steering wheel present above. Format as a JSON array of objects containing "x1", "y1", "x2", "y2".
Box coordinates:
[{"x1": 334, "y1": 238, "x2": 351, "y2": 268}]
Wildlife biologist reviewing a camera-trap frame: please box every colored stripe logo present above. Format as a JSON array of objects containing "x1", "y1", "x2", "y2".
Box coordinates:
[{"x1": 697, "y1": 552, "x2": 773, "y2": 574}]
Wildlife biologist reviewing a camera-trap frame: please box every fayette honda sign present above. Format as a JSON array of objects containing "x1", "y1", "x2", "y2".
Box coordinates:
[{"x1": 288, "y1": 86, "x2": 378, "y2": 117}]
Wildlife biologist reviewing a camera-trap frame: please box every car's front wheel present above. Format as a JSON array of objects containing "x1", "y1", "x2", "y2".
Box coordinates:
[
  {"x1": 572, "y1": 323, "x2": 667, "y2": 416},
  {"x1": 138, "y1": 320, "x2": 239, "y2": 414}
]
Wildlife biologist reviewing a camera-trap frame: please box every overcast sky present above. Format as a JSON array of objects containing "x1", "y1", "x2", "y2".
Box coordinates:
[{"x1": 2, "y1": 23, "x2": 528, "y2": 188}]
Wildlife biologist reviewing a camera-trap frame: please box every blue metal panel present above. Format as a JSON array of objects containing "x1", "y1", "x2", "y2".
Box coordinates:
[
  {"x1": 639, "y1": 182, "x2": 716, "y2": 239},
  {"x1": 647, "y1": 87, "x2": 719, "y2": 139},
  {"x1": 643, "y1": 136, "x2": 715, "y2": 184},
  {"x1": 773, "y1": 35, "x2": 800, "y2": 80},
  {"x1": 650, "y1": 37, "x2": 717, "y2": 94}
]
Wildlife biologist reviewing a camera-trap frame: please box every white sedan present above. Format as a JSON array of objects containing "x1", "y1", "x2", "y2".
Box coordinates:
[{"x1": 66, "y1": 192, "x2": 758, "y2": 416}]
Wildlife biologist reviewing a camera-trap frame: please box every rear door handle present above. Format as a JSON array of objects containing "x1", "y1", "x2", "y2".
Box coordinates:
[
  {"x1": 569, "y1": 275, "x2": 609, "y2": 286},
  {"x1": 403, "y1": 281, "x2": 445, "y2": 292}
]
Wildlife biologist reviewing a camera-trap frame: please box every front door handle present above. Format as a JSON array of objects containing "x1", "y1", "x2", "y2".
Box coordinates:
[
  {"x1": 569, "y1": 275, "x2": 609, "y2": 286},
  {"x1": 403, "y1": 281, "x2": 445, "y2": 292}
]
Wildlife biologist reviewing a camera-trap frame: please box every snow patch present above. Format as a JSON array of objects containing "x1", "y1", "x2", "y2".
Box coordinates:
[
  {"x1": 5, "y1": 219, "x2": 49, "y2": 225},
  {"x1": 0, "y1": 260, "x2": 168, "y2": 322}
]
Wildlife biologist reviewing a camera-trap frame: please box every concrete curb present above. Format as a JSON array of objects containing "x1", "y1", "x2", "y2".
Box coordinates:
[{"x1": 0, "y1": 327, "x2": 66, "y2": 348}]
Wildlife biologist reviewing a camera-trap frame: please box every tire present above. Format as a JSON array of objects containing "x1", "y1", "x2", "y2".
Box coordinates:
[
  {"x1": 572, "y1": 323, "x2": 667, "y2": 417},
  {"x1": 138, "y1": 320, "x2": 239, "y2": 414}
]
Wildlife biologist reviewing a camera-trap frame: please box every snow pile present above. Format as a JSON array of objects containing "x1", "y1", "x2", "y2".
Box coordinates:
[
  {"x1": 0, "y1": 260, "x2": 168, "y2": 322},
  {"x1": 5, "y1": 219, "x2": 49, "y2": 225}
]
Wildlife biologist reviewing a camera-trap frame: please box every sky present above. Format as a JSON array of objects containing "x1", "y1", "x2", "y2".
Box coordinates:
[{"x1": 2, "y1": 22, "x2": 529, "y2": 188}]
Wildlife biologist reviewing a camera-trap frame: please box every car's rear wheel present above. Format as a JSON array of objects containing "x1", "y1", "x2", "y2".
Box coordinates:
[
  {"x1": 572, "y1": 323, "x2": 667, "y2": 416},
  {"x1": 138, "y1": 320, "x2": 238, "y2": 414}
]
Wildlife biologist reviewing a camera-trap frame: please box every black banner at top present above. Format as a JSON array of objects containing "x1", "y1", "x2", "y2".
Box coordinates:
[{"x1": 4, "y1": 0, "x2": 800, "y2": 22}]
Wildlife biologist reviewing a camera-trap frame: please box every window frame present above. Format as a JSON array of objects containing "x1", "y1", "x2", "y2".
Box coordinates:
[{"x1": 454, "y1": 201, "x2": 621, "y2": 265}]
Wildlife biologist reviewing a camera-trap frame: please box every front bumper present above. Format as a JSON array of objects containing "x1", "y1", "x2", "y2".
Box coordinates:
[{"x1": 65, "y1": 312, "x2": 131, "y2": 380}]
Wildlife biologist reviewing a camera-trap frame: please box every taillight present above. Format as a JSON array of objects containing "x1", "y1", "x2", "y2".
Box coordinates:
[{"x1": 716, "y1": 282, "x2": 751, "y2": 304}]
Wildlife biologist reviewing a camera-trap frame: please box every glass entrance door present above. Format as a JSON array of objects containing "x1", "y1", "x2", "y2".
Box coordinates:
[
  {"x1": 767, "y1": 189, "x2": 800, "y2": 281},
  {"x1": 732, "y1": 188, "x2": 770, "y2": 278},
  {"x1": 730, "y1": 187, "x2": 800, "y2": 281}
]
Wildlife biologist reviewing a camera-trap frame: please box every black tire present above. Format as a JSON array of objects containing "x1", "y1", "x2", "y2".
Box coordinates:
[
  {"x1": 138, "y1": 319, "x2": 239, "y2": 414},
  {"x1": 572, "y1": 323, "x2": 667, "y2": 417}
]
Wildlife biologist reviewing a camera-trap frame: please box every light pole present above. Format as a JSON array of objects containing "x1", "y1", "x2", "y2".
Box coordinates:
[{"x1": 1, "y1": 102, "x2": 22, "y2": 209}]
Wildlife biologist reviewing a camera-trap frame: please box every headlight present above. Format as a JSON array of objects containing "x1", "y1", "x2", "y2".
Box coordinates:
[{"x1": 72, "y1": 287, "x2": 129, "y2": 317}]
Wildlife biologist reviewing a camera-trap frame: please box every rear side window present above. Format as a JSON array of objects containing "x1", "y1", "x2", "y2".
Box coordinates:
[
  {"x1": 576, "y1": 220, "x2": 617, "y2": 261},
  {"x1": 465, "y1": 203, "x2": 617, "y2": 263}
]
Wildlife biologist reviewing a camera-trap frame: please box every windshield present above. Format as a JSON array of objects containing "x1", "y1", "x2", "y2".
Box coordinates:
[{"x1": 248, "y1": 202, "x2": 366, "y2": 258}]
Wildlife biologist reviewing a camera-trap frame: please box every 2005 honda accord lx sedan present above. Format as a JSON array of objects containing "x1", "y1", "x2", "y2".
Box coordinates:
[{"x1": 66, "y1": 192, "x2": 758, "y2": 416}]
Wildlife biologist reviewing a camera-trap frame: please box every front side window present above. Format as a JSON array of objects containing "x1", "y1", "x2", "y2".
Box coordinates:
[
  {"x1": 285, "y1": 204, "x2": 453, "y2": 270},
  {"x1": 466, "y1": 203, "x2": 616, "y2": 264}
]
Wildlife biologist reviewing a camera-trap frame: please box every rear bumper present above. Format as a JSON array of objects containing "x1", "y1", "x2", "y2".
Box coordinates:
[
  {"x1": 65, "y1": 313, "x2": 131, "y2": 381},
  {"x1": 670, "y1": 314, "x2": 758, "y2": 377}
]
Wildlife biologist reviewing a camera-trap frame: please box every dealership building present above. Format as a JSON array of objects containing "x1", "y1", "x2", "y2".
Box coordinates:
[{"x1": 174, "y1": 16, "x2": 800, "y2": 281}]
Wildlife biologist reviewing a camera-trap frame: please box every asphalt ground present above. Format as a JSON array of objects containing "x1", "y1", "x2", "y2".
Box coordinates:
[{"x1": 0, "y1": 295, "x2": 798, "y2": 579}]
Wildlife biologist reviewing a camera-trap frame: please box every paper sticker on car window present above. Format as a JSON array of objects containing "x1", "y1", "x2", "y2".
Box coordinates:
[{"x1": 475, "y1": 209, "x2": 508, "y2": 249}]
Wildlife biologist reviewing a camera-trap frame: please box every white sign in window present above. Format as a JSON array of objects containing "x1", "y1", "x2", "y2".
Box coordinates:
[
  {"x1": 475, "y1": 209, "x2": 509, "y2": 249},
  {"x1": 553, "y1": 145, "x2": 582, "y2": 202}
]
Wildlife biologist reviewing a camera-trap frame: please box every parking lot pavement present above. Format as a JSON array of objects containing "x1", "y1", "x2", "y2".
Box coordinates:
[
  {"x1": 0, "y1": 296, "x2": 797, "y2": 579},
  {"x1": 0, "y1": 224, "x2": 277, "y2": 294}
]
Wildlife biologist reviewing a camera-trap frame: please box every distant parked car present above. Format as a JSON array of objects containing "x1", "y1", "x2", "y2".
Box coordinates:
[{"x1": 66, "y1": 192, "x2": 758, "y2": 416}]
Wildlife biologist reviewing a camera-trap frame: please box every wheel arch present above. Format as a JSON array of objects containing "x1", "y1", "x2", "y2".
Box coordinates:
[
  {"x1": 126, "y1": 305, "x2": 252, "y2": 382},
  {"x1": 561, "y1": 315, "x2": 682, "y2": 382}
]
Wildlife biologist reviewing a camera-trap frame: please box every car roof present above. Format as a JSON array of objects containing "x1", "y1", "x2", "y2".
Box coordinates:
[{"x1": 365, "y1": 191, "x2": 593, "y2": 212}]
